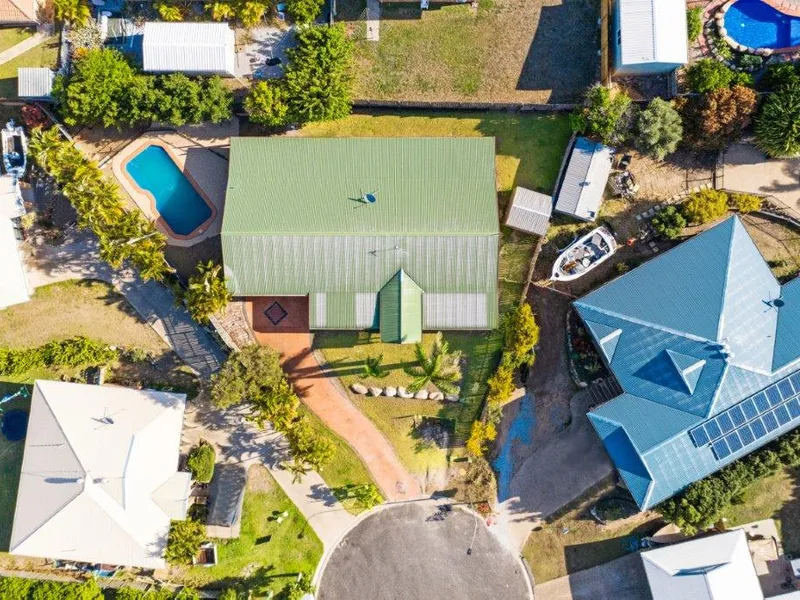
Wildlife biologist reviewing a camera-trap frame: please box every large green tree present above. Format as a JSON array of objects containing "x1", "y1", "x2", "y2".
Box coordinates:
[
  {"x1": 570, "y1": 84, "x2": 632, "y2": 146},
  {"x1": 284, "y1": 24, "x2": 354, "y2": 124},
  {"x1": 756, "y1": 83, "x2": 800, "y2": 158},
  {"x1": 54, "y1": 48, "x2": 136, "y2": 127},
  {"x1": 635, "y1": 98, "x2": 683, "y2": 161},
  {"x1": 679, "y1": 85, "x2": 757, "y2": 151},
  {"x1": 53, "y1": 0, "x2": 91, "y2": 25},
  {"x1": 287, "y1": 0, "x2": 324, "y2": 23},
  {"x1": 210, "y1": 344, "x2": 284, "y2": 408}
]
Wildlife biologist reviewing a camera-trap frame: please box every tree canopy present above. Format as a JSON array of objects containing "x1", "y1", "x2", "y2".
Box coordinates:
[
  {"x1": 245, "y1": 80, "x2": 290, "y2": 127},
  {"x1": 53, "y1": 0, "x2": 91, "y2": 25},
  {"x1": 165, "y1": 519, "x2": 206, "y2": 565},
  {"x1": 756, "y1": 83, "x2": 800, "y2": 158},
  {"x1": 183, "y1": 260, "x2": 231, "y2": 324},
  {"x1": 570, "y1": 85, "x2": 633, "y2": 146},
  {"x1": 635, "y1": 98, "x2": 682, "y2": 161},
  {"x1": 679, "y1": 85, "x2": 757, "y2": 151},
  {"x1": 651, "y1": 205, "x2": 687, "y2": 240},
  {"x1": 287, "y1": 0, "x2": 325, "y2": 23}
]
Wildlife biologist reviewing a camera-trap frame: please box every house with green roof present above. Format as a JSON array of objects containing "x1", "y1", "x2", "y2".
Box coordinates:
[
  {"x1": 576, "y1": 216, "x2": 800, "y2": 510},
  {"x1": 221, "y1": 137, "x2": 500, "y2": 343}
]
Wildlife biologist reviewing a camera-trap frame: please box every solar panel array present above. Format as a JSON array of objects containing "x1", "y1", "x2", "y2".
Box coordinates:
[{"x1": 690, "y1": 371, "x2": 800, "y2": 460}]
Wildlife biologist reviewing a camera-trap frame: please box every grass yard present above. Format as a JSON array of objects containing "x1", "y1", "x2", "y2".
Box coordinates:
[
  {"x1": 0, "y1": 391, "x2": 28, "y2": 552},
  {"x1": 173, "y1": 465, "x2": 323, "y2": 594},
  {"x1": 0, "y1": 35, "x2": 59, "y2": 99},
  {"x1": 522, "y1": 478, "x2": 663, "y2": 583},
  {"x1": 348, "y1": 0, "x2": 599, "y2": 103},
  {"x1": 0, "y1": 28, "x2": 34, "y2": 53}
]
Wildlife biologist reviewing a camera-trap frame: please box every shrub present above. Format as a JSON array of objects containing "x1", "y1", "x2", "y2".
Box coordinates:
[
  {"x1": 187, "y1": 442, "x2": 216, "y2": 483},
  {"x1": 756, "y1": 83, "x2": 800, "y2": 157},
  {"x1": 570, "y1": 84, "x2": 633, "y2": 146},
  {"x1": 635, "y1": 97, "x2": 683, "y2": 160},
  {"x1": 687, "y1": 7, "x2": 702, "y2": 42},
  {"x1": 218, "y1": 591, "x2": 240, "y2": 600},
  {"x1": 486, "y1": 357, "x2": 515, "y2": 406},
  {"x1": 53, "y1": 0, "x2": 90, "y2": 25},
  {"x1": 465, "y1": 420, "x2": 497, "y2": 457},
  {"x1": 679, "y1": 84, "x2": 757, "y2": 150},
  {"x1": 739, "y1": 53, "x2": 763, "y2": 70},
  {"x1": 165, "y1": 519, "x2": 206, "y2": 565},
  {"x1": 21, "y1": 105, "x2": 49, "y2": 129},
  {"x1": 287, "y1": 0, "x2": 324, "y2": 23},
  {"x1": 651, "y1": 205, "x2": 687, "y2": 240},
  {"x1": 685, "y1": 59, "x2": 753, "y2": 93},
  {"x1": 760, "y1": 62, "x2": 800, "y2": 92},
  {"x1": 0, "y1": 337, "x2": 117, "y2": 375},
  {"x1": 682, "y1": 189, "x2": 729, "y2": 224},
  {"x1": 183, "y1": 260, "x2": 231, "y2": 324},
  {"x1": 245, "y1": 80, "x2": 289, "y2": 127},
  {"x1": 333, "y1": 483, "x2": 384, "y2": 510},
  {"x1": 731, "y1": 192, "x2": 762, "y2": 213},
  {"x1": 501, "y1": 303, "x2": 540, "y2": 369},
  {"x1": 615, "y1": 261, "x2": 631, "y2": 274}
]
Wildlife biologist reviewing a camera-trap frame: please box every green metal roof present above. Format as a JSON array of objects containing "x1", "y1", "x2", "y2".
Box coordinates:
[
  {"x1": 221, "y1": 137, "x2": 499, "y2": 236},
  {"x1": 380, "y1": 270, "x2": 423, "y2": 344}
]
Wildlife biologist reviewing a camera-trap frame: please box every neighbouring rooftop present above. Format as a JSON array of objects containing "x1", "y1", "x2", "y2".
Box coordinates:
[
  {"x1": 17, "y1": 67, "x2": 54, "y2": 101},
  {"x1": 504, "y1": 186, "x2": 552, "y2": 236},
  {"x1": 142, "y1": 22, "x2": 235, "y2": 76}
]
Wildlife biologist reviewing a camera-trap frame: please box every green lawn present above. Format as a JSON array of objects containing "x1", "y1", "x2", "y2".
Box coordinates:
[
  {"x1": 0, "y1": 28, "x2": 34, "y2": 53},
  {"x1": 0, "y1": 35, "x2": 59, "y2": 99},
  {"x1": 174, "y1": 465, "x2": 323, "y2": 594},
  {"x1": 0, "y1": 391, "x2": 28, "y2": 552}
]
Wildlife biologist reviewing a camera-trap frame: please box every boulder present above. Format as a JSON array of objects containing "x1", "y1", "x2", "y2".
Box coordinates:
[
  {"x1": 384, "y1": 386, "x2": 397, "y2": 397},
  {"x1": 397, "y1": 387, "x2": 414, "y2": 399},
  {"x1": 414, "y1": 389, "x2": 429, "y2": 400},
  {"x1": 444, "y1": 394, "x2": 460, "y2": 403},
  {"x1": 430, "y1": 391, "x2": 444, "y2": 401},
  {"x1": 369, "y1": 387, "x2": 383, "y2": 396},
  {"x1": 351, "y1": 383, "x2": 368, "y2": 395}
]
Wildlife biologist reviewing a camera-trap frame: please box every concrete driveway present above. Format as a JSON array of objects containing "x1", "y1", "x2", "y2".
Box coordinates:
[
  {"x1": 318, "y1": 502, "x2": 531, "y2": 600},
  {"x1": 723, "y1": 142, "x2": 800, "y2": 219},
  {"x1": 534, "y1": 552, "x2": 652, "y2": 600}
]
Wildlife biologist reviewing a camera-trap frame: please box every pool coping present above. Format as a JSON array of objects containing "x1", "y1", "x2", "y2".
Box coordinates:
[{"x1": 118, "y1": 140, "x2": 218, "y2": 242}]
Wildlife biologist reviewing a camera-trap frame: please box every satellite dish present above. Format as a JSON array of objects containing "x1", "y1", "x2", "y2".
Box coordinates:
[{"x1": 364, "y1": 192, "x2": 377, "y2": 204}]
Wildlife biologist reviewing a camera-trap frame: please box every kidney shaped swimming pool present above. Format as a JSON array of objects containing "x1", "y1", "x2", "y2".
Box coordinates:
[
  {"x1": 724, "y1": 0, "x2": 800, "y2": 49},
  {"x1": 124, "y1": 145, "x2": 213, "y2": 237}
]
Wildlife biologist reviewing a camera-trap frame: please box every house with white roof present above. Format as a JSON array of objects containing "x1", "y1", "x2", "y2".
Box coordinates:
[
  {"x1": 142, "y1": 22, "x2": 235, "y2": 77},
  {"x1": 612, "y1": 0, "x2": 688, "y2": 75},
  {"x1": 9, "y1": 381, "x2": 191, "y2": 569},
  {"x1": 641, "y1": 529, "x2": 764, "y2": 599},
  {"x1": 0, "y1": 174, "x2": 29, "y2": 309}
]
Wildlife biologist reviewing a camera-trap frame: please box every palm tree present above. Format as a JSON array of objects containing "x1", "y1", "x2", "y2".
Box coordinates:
[
  {"x1": 362, "y1": 354, "x2": 389, "y2": 379},
  {"x1": 282, "y1": 458, "x2": 311, "y2": 484},
  {"x1": 53, "y1": 0, "x2": 91, "y2": 25},
  {"x1": 184, "y1": 260, "x2": 231, "y2": 323},
  {"x1": 404, "y1": 333, "x2": 461, "y2": 394}
]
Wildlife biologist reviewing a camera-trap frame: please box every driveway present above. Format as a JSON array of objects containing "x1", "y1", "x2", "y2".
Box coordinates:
[
  {"x1": 236, "y1": 26, "x2": 295, "y2": 79},
  {"x1": 724, "y1": 142, "x2": 800, "y2": 219},
  {"x1": 317, "y1": 502, "x2": 532, "y2": 600},
  {"x1": 534, "y1": 552, "x2": 651, "y2": 600}
]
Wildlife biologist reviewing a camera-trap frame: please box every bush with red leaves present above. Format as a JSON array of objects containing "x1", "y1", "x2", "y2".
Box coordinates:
[{"x1": 21, "y1": 104, "x2": 49, "y2": 130}]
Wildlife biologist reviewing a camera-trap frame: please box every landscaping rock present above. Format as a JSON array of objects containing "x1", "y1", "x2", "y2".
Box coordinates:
[
  {"x1": 384, "y1": 386, "x2": 397, "y2": 397},
  {"x1": 414, "y1": 389, "x2": 429, "y2": 400},
  {"x1": 444, "y1": 394, "x2": 460, "y2": 402},
  {"x1": 351, "y1": 383, "x2": 368, "y2": 395},
  {"x1": 397, "y1": 387, "x2": 414, "y2": 398},
  {"x1": 429, "y1": 391, "x2": 444, "y2": 401},
  {"x1": 369, "y1": 387, "x2": 383, "y2": 397}
]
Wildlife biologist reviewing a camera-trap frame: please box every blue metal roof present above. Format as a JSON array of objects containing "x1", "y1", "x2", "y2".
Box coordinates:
[{"x1": 576, "y1": 217, "x2": 800, "y2": 509}]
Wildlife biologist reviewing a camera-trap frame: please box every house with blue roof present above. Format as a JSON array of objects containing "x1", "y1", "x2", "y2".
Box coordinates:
[{"x1": 575, "y1": 216, "x2": 800, "y2": 510}]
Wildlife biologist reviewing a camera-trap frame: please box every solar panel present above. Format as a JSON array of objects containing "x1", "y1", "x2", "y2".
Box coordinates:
[
  {"x1": 750, "y1": 418, "x2": 767, "y2": 439},
  {"x1": 739, "y1": 424, "x2": 755, "y2": 446},
  {"x1": 790, "y1": 398, "x2": 800, "y2": 419},
  {"x1": 779, "y1": 379, "x2": 795, "y2": 400},
  {"x1": 690, "y1": 426, "x2": 709, "y2": 447},
  {"x1": 717, "y1": 412, "x2": 734, "y2": 434},
  {"x1": 763, "y1": 412, "x2": 779, "y2": 432},
  {"x1": 791, "y1": 371, "x2": 800, "y2": 392},
  {"x1": 705, "y1": 420, "x2": 722, "y2": 441},
  {"x1": 728, "y1": 405, "x2": 745, "y2": 427},
  {"x1": 754, "y1": 393, "x2": 771, "y2": 413},
  {"x1": 767, "y1": 386, "x2": 784, "y2": 407},
  {"x1": 741, "y1": 399, "x2": 758, "y2": 420},
  {"x1": 725, "y1": 431, "x2": 743, "y2": 453},
  {"x1": 712, "y1": 438, "x2": 731, "y2": 460},
  {"x1": 775, "y1": 404, "x2": 791, "y2": 426}
]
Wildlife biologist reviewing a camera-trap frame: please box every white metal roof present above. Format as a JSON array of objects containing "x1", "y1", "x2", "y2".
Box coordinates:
[
  {"x1": 142, "y1": 22, "x2": 235, "y2": 76},
  {"x1": 17, "y1": 68, "x2": 54, "y2": 99},
  {"x1": 0, "y1": 216, "x2": 29, "y2": 309},
  {"x1": 10, "y1": 381, "x2": 189, "y2": 569},
  {"x1": 641, "y1": 530, "x2": 764, "y2": 600},
  {"x1": 505, "y1": 187, "x2": 553, "y2": 236},
  {"x1": 554, "y1": 137, "x2": 613, "y2": 222},
  {"x1": 0, "y1": 174, "x2": 24, "y2": 219},
  {"x1": 619, "y1": 0, "x2": 688, "y2": 67}
]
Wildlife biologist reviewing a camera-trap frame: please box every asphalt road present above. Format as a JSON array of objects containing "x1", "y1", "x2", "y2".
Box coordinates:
[{"x1": 318, "y1": 502, "x2": 531, "y2": 600}]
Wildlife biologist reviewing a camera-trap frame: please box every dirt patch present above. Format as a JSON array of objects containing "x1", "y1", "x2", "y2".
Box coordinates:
[{"x1": 246, "y1": 464, "x2": 275, "y2": 493}]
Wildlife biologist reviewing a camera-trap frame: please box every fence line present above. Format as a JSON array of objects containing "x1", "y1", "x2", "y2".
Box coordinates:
[{"x1": 352, "y1": 99, "x2": 577, "y2": 112}]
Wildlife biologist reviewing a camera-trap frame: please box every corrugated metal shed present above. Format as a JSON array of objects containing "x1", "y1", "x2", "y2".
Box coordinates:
[
  {"x1": 222, "y1": 137, "x2": 499, "y2": 332},
  {"x1": 577, "y1": 217, "x2": 800, "y2": 509},
  {"x1": 619, "y1": 0, "x2": 688, "y2": 68},
  {"x1": 17, "y1": 68, "x2": 54, "y2": 100},
  {"x1": 142, "y1": 22, "x2": 235, "y2": 76},
  {"x1": 505, "y1": 186, "x2": 552, "y2": 236},
  {"x1": 554, "y1": 137, "x2": 613, "y2": 222}
]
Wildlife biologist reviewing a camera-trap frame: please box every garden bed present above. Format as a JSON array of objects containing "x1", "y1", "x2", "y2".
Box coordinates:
[{"x1": 566, "y1": 308, "x2": 608, "y2": 386}]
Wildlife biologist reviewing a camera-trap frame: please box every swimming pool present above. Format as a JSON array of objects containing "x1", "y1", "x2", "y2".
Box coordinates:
[
  {"x1": 124, "y1": 145, "x2": 213, "y2": 237},
  {"x1": 724, "y1": 0, "x2": 800, "y2": 49}
]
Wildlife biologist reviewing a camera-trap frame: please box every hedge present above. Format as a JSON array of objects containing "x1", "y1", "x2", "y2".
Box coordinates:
[
  {"x1": 0, "y1": 337, "x2": 118, "y2": 375},
  {"x1": 187, "y1": 441, "x2": 215, "y2": 484},
  {"x1": 0, "y1": 577, "x2": 199, "y2": 599}
]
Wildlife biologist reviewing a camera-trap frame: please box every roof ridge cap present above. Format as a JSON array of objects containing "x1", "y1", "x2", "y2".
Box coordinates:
[{"x1": 716, "y1": 217, "x2": 740, "y2": 341}]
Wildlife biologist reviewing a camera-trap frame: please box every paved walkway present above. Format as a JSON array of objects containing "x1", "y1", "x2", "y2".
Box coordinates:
[
  {"x1": 366, "y1": 0, "x2": 380, "y2": 41},
  {"x1": 24, "y1": 229, "x2": 225, "y2": 377},
  {"x1": 0, "y1": 29, "x2": 51, "y2": 67},
  {"x1": 250, "y1": 328, "x2": 421, "y2": 502}
]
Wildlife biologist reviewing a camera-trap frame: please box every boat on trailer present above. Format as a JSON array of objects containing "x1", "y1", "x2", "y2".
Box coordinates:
[
  {"x1": 551, "y1": 226, "x2": 617, "y2": 282},
  {"x1": 2, "y1": 120, "x2": 26, "y2": 177}
]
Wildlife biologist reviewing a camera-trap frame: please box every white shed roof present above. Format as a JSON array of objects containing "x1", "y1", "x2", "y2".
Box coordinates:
[
  {"x1": 641, "y1": 530, "x2": 764, "y2": 600},
  {"x1": 17, "y1": 68, "x2": 54, "y2": 99},
  {"x1": 0, "y1": 216, "x2": 29, "y2": 309},
  {"x1": 619, "y1": 0, "x2": 688, "y2": 67},
  {"x1": 142, "y1": 22, "x2": 235, "y2": 76},
  {"x1": 505, "y1": 187, "x2": 552, "y2": 236},
  {"x1": 554, "y1": 137, "x2": 613, "y2": 222},
  {"x1": 10, "y1": 381, "x2": 190, "y2": 569}
]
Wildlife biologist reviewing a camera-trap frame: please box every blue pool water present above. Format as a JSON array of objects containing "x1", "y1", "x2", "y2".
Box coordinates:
[
  {"x1": 493, "y1": 393, "x2": 536, "y2": 502},
  {"x1": 725, "y1": 0, "x2": 800, "y2": 49},
  {"x1": 125, "y1": 145, "x2": 212, "y2": 236}
]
